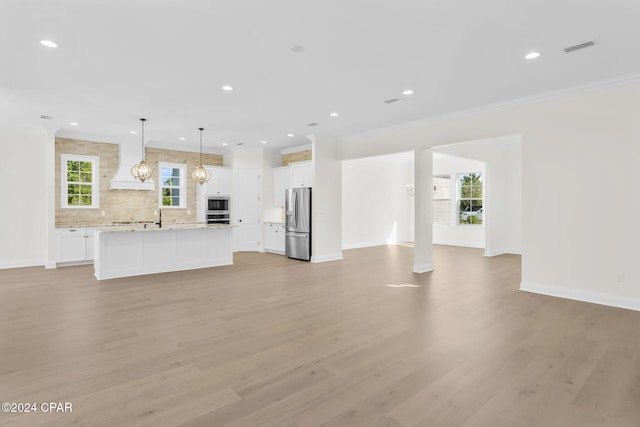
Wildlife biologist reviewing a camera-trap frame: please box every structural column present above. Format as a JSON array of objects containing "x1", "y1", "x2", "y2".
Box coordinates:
[
  {"x1": 413, "y1": 148, "x2": 434, "y2": 273},
  {"x1": 310, "y1": 135, "x2": 343, "y2": 263}
]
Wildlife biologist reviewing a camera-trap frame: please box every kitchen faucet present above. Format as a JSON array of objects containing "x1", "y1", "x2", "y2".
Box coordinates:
[{"x1": 156, "y1": 209, "x2": 162, "y2": 228}]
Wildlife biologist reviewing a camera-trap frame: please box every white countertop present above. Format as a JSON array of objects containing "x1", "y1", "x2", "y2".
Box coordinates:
[{"x1": 95, "y1": 223, "x2": 234, "y2": 233}]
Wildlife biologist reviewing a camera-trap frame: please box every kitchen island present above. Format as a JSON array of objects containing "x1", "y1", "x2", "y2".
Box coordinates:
[{"x1": 94, "y1": 223, "x2": 233, "y2": 280}]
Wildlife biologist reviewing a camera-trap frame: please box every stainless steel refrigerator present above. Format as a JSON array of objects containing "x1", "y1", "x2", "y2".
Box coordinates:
[{"x1": 285, "y1": 187, "x2": 311, "y2": 261}]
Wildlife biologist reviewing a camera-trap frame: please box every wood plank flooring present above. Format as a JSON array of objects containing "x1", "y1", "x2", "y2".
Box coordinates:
[{"x1": 1, "y1": 245, "x2": 639, "y2": 426}]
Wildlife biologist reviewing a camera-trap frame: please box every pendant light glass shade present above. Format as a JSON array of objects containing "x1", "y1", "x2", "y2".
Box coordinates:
[
  {"x1": 131, "y1": 118, "x2": 153, "y2": 182},
  {"x1": 192, "y1": 127, "x2": 211, "y2": 185}
]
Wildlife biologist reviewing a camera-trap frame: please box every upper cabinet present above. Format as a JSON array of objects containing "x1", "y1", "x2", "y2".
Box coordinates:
[
  {"x1": 206, "y1": 167, "x2": 232, "y2": 196},
  {"x1": 273, "y1": 166, "x2": 291, "y2": 207},
  {"x1": 272, "y1": 161, "x2": 313, "y2": 206},
  {"x1": 290, "y1": 161, "x2": 313, "y2": 188}
]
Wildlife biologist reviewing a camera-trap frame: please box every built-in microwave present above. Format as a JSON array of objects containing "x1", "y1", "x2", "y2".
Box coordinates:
[
  {"x1": 206, "y1": 196, "x2": 230, "y2": 224},
  {"x1": 207, "y1": 196, "x2": 229, "y2": 212}
]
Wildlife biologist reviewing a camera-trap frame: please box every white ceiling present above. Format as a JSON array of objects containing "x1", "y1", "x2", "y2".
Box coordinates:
[{"x1": 2, "y1": 0, "x2": 640, "y2": 152}]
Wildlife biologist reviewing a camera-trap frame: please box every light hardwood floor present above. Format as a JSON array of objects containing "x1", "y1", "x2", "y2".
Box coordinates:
[{"x1": 1, "y1": 245, "x2": 639, "y2": 426}]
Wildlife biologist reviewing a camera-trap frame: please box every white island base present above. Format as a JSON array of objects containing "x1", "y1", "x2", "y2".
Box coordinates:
[{"x1": 94, "y1": 225, "x2": 233, "y2": 280}]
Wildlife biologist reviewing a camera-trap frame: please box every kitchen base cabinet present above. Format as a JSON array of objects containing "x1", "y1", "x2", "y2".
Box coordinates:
[
  {"x1": 56, "y1": 227, "x2": 96, "y2": 265},
  {"x1": 264, "y1": 223, "x2": 285, "y2": 255},
  {"x1": 94, "y1": 225, "x2": 233, "y2": 280}
]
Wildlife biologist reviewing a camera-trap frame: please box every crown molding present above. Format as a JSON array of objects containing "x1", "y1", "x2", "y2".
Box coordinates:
[{"x1": 345, "y1": 72, "x2": 640, "y2": 141}]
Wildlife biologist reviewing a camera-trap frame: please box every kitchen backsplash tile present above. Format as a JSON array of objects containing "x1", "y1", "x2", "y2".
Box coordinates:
[
  {"x1": 56, "y1": 137, "x2": 223, "y2": 227},
  {"x1": 282, "y1": 149, "x2": 311, "y2": 166}
]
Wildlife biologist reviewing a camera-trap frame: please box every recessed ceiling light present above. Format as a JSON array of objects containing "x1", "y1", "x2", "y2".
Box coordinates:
[
  {"x1": 40, "y1": 40, "x2": 58, "y2": 48},
  {"x1": 525, "y1": 51, "x2": 541, "y2": 60},
  {"x1": 222, "y1": 85, "x2": 233, "y2": 91},
  {"x1": 222, "y1": 142, "x2": 228, "y2": 146},
  {"x1": 179, "y1": 137, "x2": 186, "y2": 141},
  {"x1": 130, "y1": 131, "x2": 137, "y2": 134},
  {"x1": 261, "y1": 140, "x2": 268, "y2": 144},
  {"x1": 69, "y1": 122, "x2": 78, "y2": 126},
  {"x1": 287, "y1": 133, "x2": 294, "y2": 137},
  {"x1": 402, "y1": 90, "x2": 414, "y2": 95},
  {"x1": 330, "y1": 112, "x2": 339, "y2": 117}
]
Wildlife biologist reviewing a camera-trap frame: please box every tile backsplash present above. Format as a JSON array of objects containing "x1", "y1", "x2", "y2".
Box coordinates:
[{"x1": 56, "y1": 138, "x2": 223, "y2": 227}]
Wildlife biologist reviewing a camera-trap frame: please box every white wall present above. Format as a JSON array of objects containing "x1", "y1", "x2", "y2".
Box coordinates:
[
  {"x1": 432, "y1": 151, "x2": 486, "y2": 248},
  {"x1": 342, "y1": 151, "x2": 414, "y2": 249},
  {"x1": 0, "y1": 125, "x2": 49, "y2": 268},
  {"x1": 311, "y1": 136, "x2": 343, "y2": 262},
  {"x1": 340, "y1": 80, "x2": 640, "y2": 311}
]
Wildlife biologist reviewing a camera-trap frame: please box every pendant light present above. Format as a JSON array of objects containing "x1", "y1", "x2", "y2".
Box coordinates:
[
  {"x1": 131, "y1": 118, "x2": 153, "y2": 182},
  {"x1": 192, "y1": 127, "x2": 211, "y2": 185}
]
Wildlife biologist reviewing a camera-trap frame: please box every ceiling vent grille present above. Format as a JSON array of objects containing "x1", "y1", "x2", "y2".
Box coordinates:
[
  {"x1": 384, "y1": 98, "x2": 401, "y2": 104},
  {"x1": 40, "y1": 114, "x2": 53, "y2": 120},
  {"x1": 306, "y1": 122, "x2": 319, "y2": 127},
  {"x1": 564, "y1": 40, "x2": 596, "y2": 53}
]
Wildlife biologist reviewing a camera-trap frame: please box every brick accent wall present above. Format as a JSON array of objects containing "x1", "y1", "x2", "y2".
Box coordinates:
[
  {"x1": 55, "y1": 138, "x2": 223, "y2": 227},
  {"x1": 281, "y1": 149, "x2": 312, "y2": 166}
]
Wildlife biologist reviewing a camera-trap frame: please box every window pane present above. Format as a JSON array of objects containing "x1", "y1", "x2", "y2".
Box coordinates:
[
  {"x1": 68, "y1": 195, "x2": 78, "y2": 205},
  {"x1": 68, "y1": 184, "x2": 80, "y2": 195},
  {"x1": 162, "y1": 188, "x2": 170, "y2": 197},
  {"x1": 171, "y1": 168, "x2": 180, "y2": 177},
  {"x1": 80, "y1": 195, "x2": 92, "y2": 205},
  {"x1": 79, "y1": 161, "x2": 92, "y2": 173},
  {"x1": 67, "y1": 160, "x2": 79, "y2": 171},
  {"x1": 80, "y1": 172, "x2": 92, "y2": 183},
  {"x1": 67, "y1": 171, "x2": 79, "y2": 182},
  {"x1": 472, "y1": 186, "x2": 483, "y2": 198},
  {"x1": 162, "y1": 197, "x2": 171, "y2": 206},
  {"x1": 171, "y1": 188, "x2": 180, "y2": 197},
  {"x1": 80, "y1": 185, "x2": 92, "y2": 195},
  {"x1": 172, "y1": 197, "x2": 180, "y2": 206}
]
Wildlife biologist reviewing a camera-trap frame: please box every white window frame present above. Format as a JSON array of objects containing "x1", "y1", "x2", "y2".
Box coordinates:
[
  {"x1": 61, "y1": 154, "x2": 99, "y2": 209},
  {"x1": 457, "y1": 172, "x2": 483, "y2": 225},
  {"x1": 159, "y1": 162, "x2": 187, "y2": 209}
]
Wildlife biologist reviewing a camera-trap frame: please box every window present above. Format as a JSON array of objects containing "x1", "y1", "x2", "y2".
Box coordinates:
[
  {"x1": 61, "y1": 154, "x2": 99, "y2": 208},
  {"x1": 458, "y1": 172, "x2": 483, "y2": 224},
  {"x1": 433, "y1": 175, "x2": 451, "y2": 225},
  {"x1": 159, "y1": 163, "x2": 186, "y2": 208}
]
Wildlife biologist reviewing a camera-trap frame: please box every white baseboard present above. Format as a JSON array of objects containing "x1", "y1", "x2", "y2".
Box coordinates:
[
  {"x1": 433, "y1": 240, "x2": 484, "y2": 249},
  {"x1": 311, "y1": 253, "x2": 344, "y2": 263},
  {"x1": 0, "y1": 258, "x2": 46, "y2": 270},
  {"x1": 342, "y1": 241, "x2": 387, "y2": 250},
  {"x1": 485, "y1": 248, "x2": 522, "y2": 257},
  {"x1": 413, "y1": 263, "x2": 434, "y2": 273},
  {"x1": 520, "y1": 281, "x2": 640, "y2": 312}
]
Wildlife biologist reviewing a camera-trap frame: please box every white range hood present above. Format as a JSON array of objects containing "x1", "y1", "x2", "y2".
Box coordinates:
[{"x1": 110, "y1": 141, "x2": 155, "y2": 190}]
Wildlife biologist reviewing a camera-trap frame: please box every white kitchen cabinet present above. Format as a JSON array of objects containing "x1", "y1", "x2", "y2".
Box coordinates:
[
  {"x1": 57, "y1": 227, "x2": 96, "y2": 264},
  {"x1": 206, "y1": 166, "x2": 232, "y2": 196},
  {"x1": 264, "y1": 223, "x2": 285, "y2": 254},
  {"x1": 197, "y1": 166, "x2": 232, "y2": 222},
  {"x1": 273, "y1": 166, "x2": 291, "y2": 206},
  {"x1": 290, "y1": 161, "x2": 313, "y2": 188}
]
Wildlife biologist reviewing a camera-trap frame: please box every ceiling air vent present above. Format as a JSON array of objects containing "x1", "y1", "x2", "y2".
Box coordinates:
[
  {"x1": 40, "y1": 114, "x2": 53, "y2": 120},
  {"x1": 563, "y1": 40, "x2": 597, "y2": 53},
  {"x1": 384, "y1": 98, "x2": 401, "y2": 104},
  {"x1": 306, "y1": 122, "x2": 319, "y2": 127}
]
